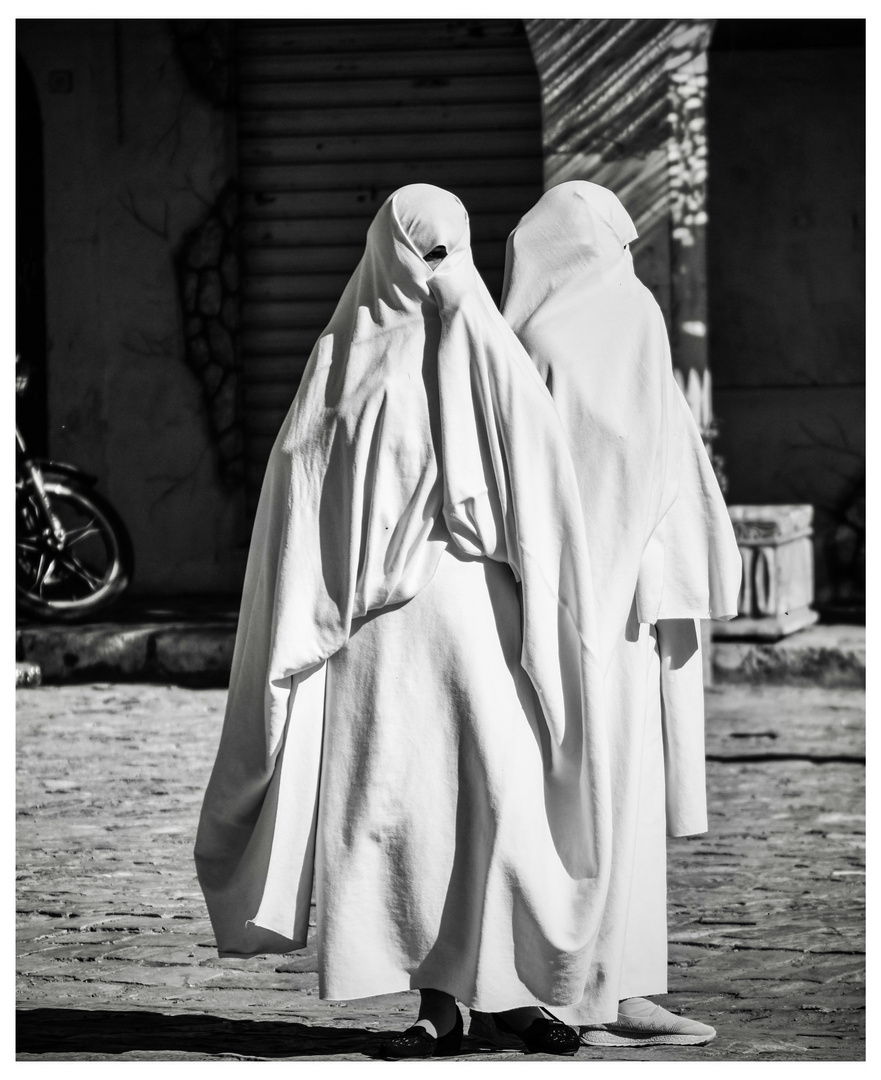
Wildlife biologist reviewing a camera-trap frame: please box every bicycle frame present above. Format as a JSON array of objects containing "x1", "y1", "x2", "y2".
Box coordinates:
[{"x1": 16, "y1": 425, "x2": 66, "y2": 545}]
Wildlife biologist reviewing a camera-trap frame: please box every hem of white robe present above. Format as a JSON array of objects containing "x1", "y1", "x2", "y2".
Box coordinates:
[
  {"x1": 668, "y1": 820, "x2": 708, "y2": 838},
  {"x1": 216, "y1": 927, "x2": 305, "y2": 960},
  {"x1": 214, "y1": 924, "x2": 590, "y2": 1013},
  {"x1": 551, "y1": 973, "x2": 669, "y2": 1027},
  {"x1": 615, "y1": 976, "x2": 669, "y2": 1005},
  {"x1": 217, "y1": 944, "x2": 305, "y2": 959},
  {"x1": 639, "y1": 606, "x2": 737, "y2": 624},
  {"x1": 318, "y1": 973, "x2": 591, "y2": 1012}
]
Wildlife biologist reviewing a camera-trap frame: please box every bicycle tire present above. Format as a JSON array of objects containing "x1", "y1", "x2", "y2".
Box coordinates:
[{"x1": 16, "y1": 478, "x2": 134, "y2": 622}]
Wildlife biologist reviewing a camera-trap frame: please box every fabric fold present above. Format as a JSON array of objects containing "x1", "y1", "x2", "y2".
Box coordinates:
[
  {"x1": 502, "y1": 180, "x2": 742, "y2": 671},
  {"x1": 500, "y1": 178, "x2": 742, "y2": 1021},
  {"x1": 195, "y1": 184, "x2": 611, "y2": 962}
]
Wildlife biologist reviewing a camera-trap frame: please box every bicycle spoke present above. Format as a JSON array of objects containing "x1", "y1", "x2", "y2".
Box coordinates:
[
  {"x1": 16, "y1": 538, "x2": 43, "y2": 554},
  {"x1": 34, "y1": 553, "x2": 55, "y2": 595},
  {"x1": 17, "y1": 483, "x2": 129, "y2": 614},
  {"x1": 62, "y1": 519, "x2": 104, "y2": 547},
  {"x1": 57, "y1": 552, "x2": 106, "y2": 590}
]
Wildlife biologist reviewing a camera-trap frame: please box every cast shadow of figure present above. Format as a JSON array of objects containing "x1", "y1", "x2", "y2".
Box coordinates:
[
  {"x1": 16, "y1": 1007, "x2": 504, "y2": 1060},
  {"x1": 17, "y1": 1008, "x2": 371, "y2": 1059}
]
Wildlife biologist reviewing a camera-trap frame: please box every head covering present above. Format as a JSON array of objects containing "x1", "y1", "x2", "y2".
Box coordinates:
[
  {"x1": 502, "y1": 181, "x2": 742, "y2": 668},
  {"x1": 196, "y1": 184, "x2": 612, "y2": 956},
  {"x1": 241, "y1": 183, "x2": 606, "y2": 756}
]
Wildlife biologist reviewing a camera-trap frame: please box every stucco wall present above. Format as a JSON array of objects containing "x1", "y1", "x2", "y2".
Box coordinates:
[
  {"x1": 16, "y1": 19, "x2": 247, "y2": 595},
  {"x1": 707, "y1": 47, "x2": 865, "y2": 607}
]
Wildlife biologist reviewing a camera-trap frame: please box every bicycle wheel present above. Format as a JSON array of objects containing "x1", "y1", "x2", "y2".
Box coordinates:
[{"x1": 16, "y1": 478, "x2": 134, "y2": 622}]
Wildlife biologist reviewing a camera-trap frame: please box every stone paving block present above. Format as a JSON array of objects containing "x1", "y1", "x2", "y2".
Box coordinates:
[
  {"x1": 180, "y1": 970, "x2": 247, "y2": 989},
  {"x1": 703, "y1": 685, "x2": 864, "y2": 759},
  {"x1": 192, "y1": 969, "x2": 320, "y2": 993},
  {"x1": 102, "y1": 944, "x2": 200, "y2": 964},
  {"x1": 16, "y1": 684, "x2": 865, "y2": 1061},
  {"x1": 19, "y1": 943, "x2": 132, "y2": 964},
  {"x1": 274, "y1": 954, "x2": 319, "y2": 974},
  {"x1": 67, "y1": 964, "x2": 197, "y2": 989}
]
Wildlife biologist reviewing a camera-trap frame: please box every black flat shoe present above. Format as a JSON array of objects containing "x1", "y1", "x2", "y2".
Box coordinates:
[
  {"x1": 374, "y1": 1005, "x2": 463, "y2": 1059},
  {"x1": 492, "y1": 1012, "x2": 581, "y2": 1056}
]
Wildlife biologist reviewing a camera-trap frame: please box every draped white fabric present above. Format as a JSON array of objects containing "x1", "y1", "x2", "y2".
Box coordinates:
[
  {"x1": 501, "y1": 180, "x2": 742, "y2": 667},
  {"x1": 194, "y1": 186, "x2": 612, "y2": 1002},
  {"x1": 501, "y1": 181, "x2": 742, "y2": 1020},
  {"x1": 501, "y1": 180, "x2": 742, "y2": 838}
]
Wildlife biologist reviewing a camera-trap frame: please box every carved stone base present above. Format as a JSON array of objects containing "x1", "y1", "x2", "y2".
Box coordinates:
[{"x1": 716, "y1": 504, "x2": 819, "y2": 642}]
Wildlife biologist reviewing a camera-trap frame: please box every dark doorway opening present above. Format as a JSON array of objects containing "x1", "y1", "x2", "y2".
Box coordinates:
[
  {"x1": 706, "y1": 19, "x2": 865, "y2": 614},
  {"x1": 234, "y1": 18, "x2": 544, "y2": 510},
  {"x1": 16, "y1": 53, "x2": 48, "y2": 457}
]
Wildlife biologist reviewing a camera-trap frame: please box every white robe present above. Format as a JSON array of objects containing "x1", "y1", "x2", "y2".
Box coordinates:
[
  {"x1": 319, "y1": 545, "x2": 595, "y2": 1010},
  {"x1": 195, "y1": 185, "x2": 615, "y2": 1013},
  {"x1": 501, "y1": 181, "x2": 742, "y2": 1021}
]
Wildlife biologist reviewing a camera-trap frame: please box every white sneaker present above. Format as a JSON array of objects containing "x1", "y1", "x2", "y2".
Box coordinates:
[{"x1": 580, "y1": 998, "x2": 716, "y2": 1047}]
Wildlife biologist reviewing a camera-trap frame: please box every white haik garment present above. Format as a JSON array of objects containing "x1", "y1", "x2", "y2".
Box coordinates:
[
  {"x1": 195, "y1": 185, "x2": 613, "y2": 1011},
  {"x1": 502, "y1": 181, "x2": 742, "y2": 1021}
]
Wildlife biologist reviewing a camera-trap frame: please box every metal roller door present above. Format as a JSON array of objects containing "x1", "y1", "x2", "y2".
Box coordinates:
[{"x1": 235, "y1": 18, "x2": 543, "y2": 501}]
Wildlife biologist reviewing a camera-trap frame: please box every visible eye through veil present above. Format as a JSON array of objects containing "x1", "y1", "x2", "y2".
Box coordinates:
[{"x1": 195, "y1": 184, "x2": 613, "y2": 960}]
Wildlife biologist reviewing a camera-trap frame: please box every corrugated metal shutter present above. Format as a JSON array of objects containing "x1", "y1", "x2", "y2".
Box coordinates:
[{"x1": 235, "y1": 18, "x2": 543, "y2": 500}]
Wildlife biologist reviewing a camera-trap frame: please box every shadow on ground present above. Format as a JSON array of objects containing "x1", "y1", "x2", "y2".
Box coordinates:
[{"x1": 16, "y1": 1008, "x2": 497, "y2": 1060}]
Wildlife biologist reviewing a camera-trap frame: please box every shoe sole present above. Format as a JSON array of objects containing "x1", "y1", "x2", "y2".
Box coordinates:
[
  {"x1": 580, "y1": 1029, "x2": 716, "y2": 1047},
  {"x1": 469, "y1": 1030, "x2": 580, "y2": 1055}
]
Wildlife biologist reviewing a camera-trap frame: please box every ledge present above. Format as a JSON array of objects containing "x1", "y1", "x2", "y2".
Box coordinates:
[
  {"x1": 16, "y1": 611, "x2": 865, "y2": 689},
  {"x1": 712, "y1": 624, "x2": 865, "y2": 688}
]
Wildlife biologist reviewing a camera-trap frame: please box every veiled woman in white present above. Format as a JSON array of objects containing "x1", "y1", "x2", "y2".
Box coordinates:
[
  {"x1": 194, "y1": 184, "x2": 613, "y2": 1058},
  {"x1": 498, "y1": 180, "x2": 742, "y2": 1046}
]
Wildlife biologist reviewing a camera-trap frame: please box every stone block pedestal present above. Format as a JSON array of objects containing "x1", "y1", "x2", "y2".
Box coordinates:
[{"x1": 714, "y1": 504, "x2": 819, "y2": 640}]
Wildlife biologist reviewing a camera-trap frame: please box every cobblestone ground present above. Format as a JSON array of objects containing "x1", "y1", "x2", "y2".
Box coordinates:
[{"x1": 16, "y1": 683, "x2": 865, "y2": 1062}]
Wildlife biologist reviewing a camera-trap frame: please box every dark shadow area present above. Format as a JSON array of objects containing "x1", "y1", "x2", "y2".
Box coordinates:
[
  {"x1": 710, "y1": 18, "x2": 864, "y2": 50},
  {"x1": 707, "y1": 18, "x2": 865, "y2": 617},
  {"x1": 15, "y1": 593, "x2": 241, "y2": 628},
  {"x1": 705, "y1": 752, "x2": 864, "y2": 765},
  {"x1": 16, "y1": 53, "x2": 48, "y2": 458},
  {"x1": 18, "y1": 1008, "x2": 374, "y2": 1058},
  {"x1": 16, "y1": 1007, "x2": 498, "y2": 1060}
]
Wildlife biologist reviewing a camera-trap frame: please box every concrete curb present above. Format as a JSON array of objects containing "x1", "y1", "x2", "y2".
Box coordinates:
[
  {"x1": 16, "y1": 620, "x2": 865, "y2": 689},
  {"x1": 16, "y1": 623, "x2": 235, "y2": 688},
  {"x1": 713, "y1": 624, "x2": 865, "y2": 688}
]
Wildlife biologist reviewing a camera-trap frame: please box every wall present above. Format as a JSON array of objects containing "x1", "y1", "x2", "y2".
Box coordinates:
[
  {"x1": 16, "y1": 19, "x2": 247, "y2": 595},
  {"x1": 235, "y1": 17, "x2": 544, "y2": 504},
  {"x1": 524, "y1": 19, "x2": 716, "y2": 433},
  {"x1": 707, "y1": 46, "x2": 865, "y2": 608}
]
